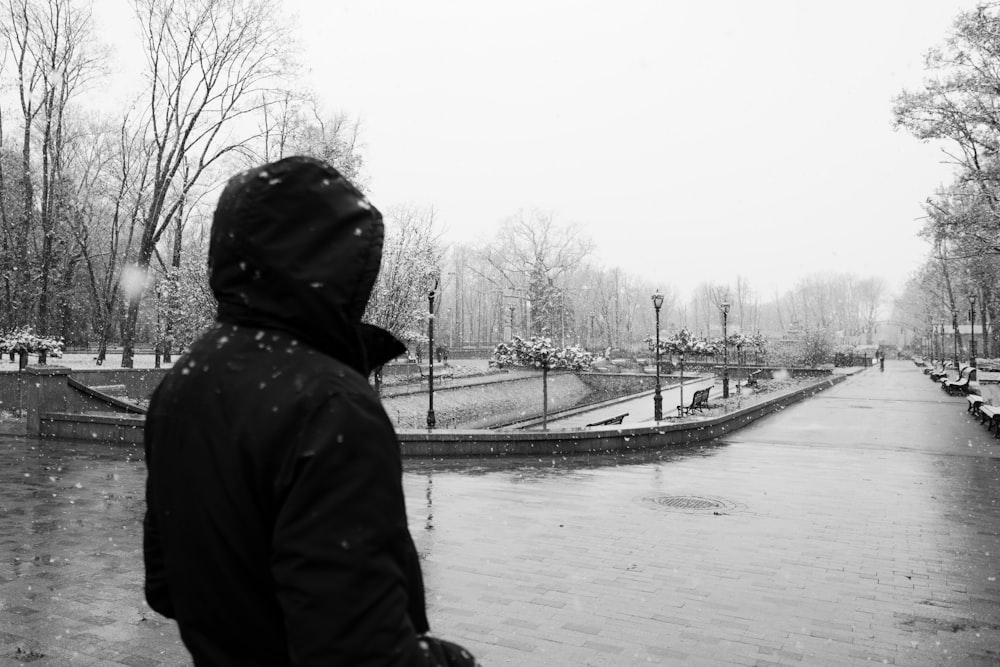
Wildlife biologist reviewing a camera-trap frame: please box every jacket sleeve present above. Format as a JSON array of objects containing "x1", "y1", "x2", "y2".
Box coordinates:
[
  {"x1": 270, "y1": 392, "x2": 476, "y2": 667},
  {"x1": 142, "y1": 410, "x2": 175, "y2": 618}
]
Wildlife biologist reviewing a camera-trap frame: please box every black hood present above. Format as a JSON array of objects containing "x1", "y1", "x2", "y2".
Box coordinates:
[{"x1": 208, "y1": 156, "x2": 404, "y2": 373}]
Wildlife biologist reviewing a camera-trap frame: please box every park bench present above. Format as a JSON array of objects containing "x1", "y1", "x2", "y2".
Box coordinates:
[
  {"x1": 678, "y1": 387, "x2": 711, "y2": 416},
  {"x1": 967, "y1": 373, "x2": 1000, "y2": 439},
  {"x1": 943, "y1": 366, "x2": 976, "y2": 395},
  {"x1": 928, "y1": 360, "x2": 953, "y2": 380},
  {"x1": 585, "y1": 413, "x2": 629, "y2": 427},
  {"x1": 980, "y1": 404, "x2": 1000, "y2": 438}
]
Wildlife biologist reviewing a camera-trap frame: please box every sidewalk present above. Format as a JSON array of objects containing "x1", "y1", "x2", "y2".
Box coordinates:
[
  {"x1": 408, "y1": 360, "x2": 1000, "y2": 665},
  {"x1": 0, "y1": 360, "x2": 996, "y2": 665}
]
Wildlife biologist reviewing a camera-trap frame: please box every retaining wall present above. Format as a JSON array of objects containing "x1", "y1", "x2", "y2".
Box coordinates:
[
  {"x1": 34, "y1": 372, "x2": 847, "y2": 454},
  {"x1": 0, "y1": 366, "x2": 167, "y2": 413},
  {"x1": 396, "y1": 374, "x2": 847, "y2": 456}
]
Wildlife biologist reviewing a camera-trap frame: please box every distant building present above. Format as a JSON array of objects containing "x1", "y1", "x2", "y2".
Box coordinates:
[{"x1": 923, "y1": 323, "x2": 993, "y2": 358}]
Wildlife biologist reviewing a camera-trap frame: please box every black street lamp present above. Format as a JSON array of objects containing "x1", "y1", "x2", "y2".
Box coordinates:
[
  {"x1": 677, "y1": 351, "x2": 685, "y2": 417},
  {"x1": 427, "y1": 274, "x2": 440, "y2": 430},
  {"x1": 938, "y1": 320, "x2": 945, "y2": 365},
  {"x1": 652, "y1": 290, "x2": 664, "y2": 421},
  {"x1": 930, "y1": 321, "x2": 935, "y2": 363},
  {"x1": 720, "y1": 301, "x2": 731, "y2": 399},
  {"x1": 951, "y1": 309, "x2": 960, "y2": 369},
  {"x1": 969, "y1": 294, "x2": 977, "y2": 368}
]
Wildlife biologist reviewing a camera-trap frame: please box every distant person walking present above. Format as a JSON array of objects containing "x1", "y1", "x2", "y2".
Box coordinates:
[{"x1": 143, "y1": 157, "x2": 477, "y2": 666}]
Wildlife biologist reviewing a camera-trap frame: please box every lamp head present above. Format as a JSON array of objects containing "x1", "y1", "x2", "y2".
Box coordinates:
[
  {"x1": 720, "y1": 301, "x2": 730, "y2": 315},
  {"x1": 651, "y1": 290, "x2": 664, "y2": 310},
  {"x1": 969, "y1": 293, "x2": 977, "y2": 306}
]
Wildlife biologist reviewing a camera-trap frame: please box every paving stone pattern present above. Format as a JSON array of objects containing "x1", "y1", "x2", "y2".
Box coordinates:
[{"x1": 0, "y1": 360, "x2": 996, "y2": 665}]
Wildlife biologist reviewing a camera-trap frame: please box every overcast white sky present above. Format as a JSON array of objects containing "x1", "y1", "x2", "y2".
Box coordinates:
[
  {"x1": 278, "y1": 0, "x2": 980, "y2": 299},
  {"x1": 91, "y1": 0, "x2": 980, "y2": 299}
]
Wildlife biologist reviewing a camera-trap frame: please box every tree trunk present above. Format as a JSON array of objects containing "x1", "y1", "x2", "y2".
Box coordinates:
[
  {"x1": 58, "y1": 255, "x2": 79, "y2": 344},
  {"x1": 37, "y1": 231, "x2": 54, "y2": 333},
  {"x1": 121, "y1": 247, "x2": 155, "y2": 368},
  {"x1": 96, "y1": 332, "x2": 108, "y2": 365},
  {"x1": 121, "y1": 295, "x2": 140, "y2": 368},
  {"x1": 17, "y1": 116, "x2": 34, "y2": 327}
]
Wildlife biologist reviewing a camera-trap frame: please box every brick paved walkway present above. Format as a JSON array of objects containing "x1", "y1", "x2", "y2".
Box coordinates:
[{"x1": 0, "y1": 360, "x2": 997, "y2": 665}]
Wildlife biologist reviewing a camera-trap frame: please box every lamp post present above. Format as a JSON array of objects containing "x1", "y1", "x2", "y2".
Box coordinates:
[
  {"x1": 938, "y1": 320, "x2": 945, "y2": 366},
  {"x1": 927, "y1": 321, "x2": 933, "y2": 362},
  {"x1": 969, "y1": 294, "x2": 977, "y2": 368},
  {"x1": 951, "y1": 309, "x2": 959, "y2": 369},
  {"x1": 720, "y1": 301, "x2": 731, "y2": 398},
  {"x1": 652, "y1": 290, "x2": 664, "y2": 421},
  {"x1": 427, "y1": 274, "x2": 439, "y2": 430},
  {"x1": 678, "y1": 352, "x2": 685, "y2": 417}
]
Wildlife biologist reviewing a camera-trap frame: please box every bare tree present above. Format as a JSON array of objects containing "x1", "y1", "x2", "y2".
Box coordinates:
[
  {"x1": 257, "y1": 93, "x2": 365, "y2": 184},
  {"x1": 1, "y1": 0, "x2": 41, "y2": 327},
  {"x1": 63, "y1": 117, "x2": 148, "y2": 362},
  {"x1": 118, "y1": 0, "x2": 291, "y2": 367},
  {"x1": 33, "y1": 0, "x2": 102, "y2": 332},
  {"x1": 0, "y1": 0, "x2": 104, "y2": 334},
  {"x1": 485, "y1": 210, "x2": 594, "y2": 337},
  {"x1": 894, "y1": 4, "x2": 1000, "y2": 221}
]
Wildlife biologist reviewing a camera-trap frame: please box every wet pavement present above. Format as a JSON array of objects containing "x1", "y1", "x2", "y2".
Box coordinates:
[{"x1": 0, "y1": 360, "x2": 997, "y2": 665}]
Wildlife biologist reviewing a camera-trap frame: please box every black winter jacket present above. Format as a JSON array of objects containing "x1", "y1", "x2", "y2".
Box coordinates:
[{"x1": 143, "y1": 157, "x2": 476, "y2": 666}]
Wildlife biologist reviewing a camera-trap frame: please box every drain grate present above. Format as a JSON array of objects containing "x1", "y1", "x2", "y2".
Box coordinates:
[{"x1": 638, "y1": 495, "x2": 739, "y2": 513}]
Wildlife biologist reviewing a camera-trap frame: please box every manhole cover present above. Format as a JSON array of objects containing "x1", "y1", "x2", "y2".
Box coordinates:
[{"x1": 636, "y1": 495, "x2": 740, "y2": 513}]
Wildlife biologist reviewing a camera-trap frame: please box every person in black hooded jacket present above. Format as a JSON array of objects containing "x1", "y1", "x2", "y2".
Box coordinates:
[{"x1": 143, "y1": 156, "x2": 478, "y2": 666}]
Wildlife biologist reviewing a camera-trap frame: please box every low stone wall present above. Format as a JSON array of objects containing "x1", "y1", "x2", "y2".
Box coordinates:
[
  {"x1": 0, "y1": 366, "x2": 167, "y2": 413},
  {"x1": 0, "y1": 371, "x2": 24, "y2": 415},
  {"x1": 67, "y1": 369, "x2": 167, "y2": 401},
  {"x1": 41, "y1": 411, "x2": 146, "y2": 444},
  {"x1": 23, "y1": 366, "x2": 145, "y2": 437},
  {"x1": 31, "y1": 369, "x2": 847, "y2": 455},
  {"x1": 396, "y1": 374, "x2": 847, "y2": 456}
]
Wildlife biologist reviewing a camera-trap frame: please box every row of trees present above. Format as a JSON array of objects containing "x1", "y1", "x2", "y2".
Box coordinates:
[
  {"x1": 892, "y1": 3, "x2": 1000, "y2": 358},
  {"x1": 0, "y1": 0, "x2": 365, "y2": 366},
  {"x1": 429, "y1": 209, "x2": 887, "y2": 356}
]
